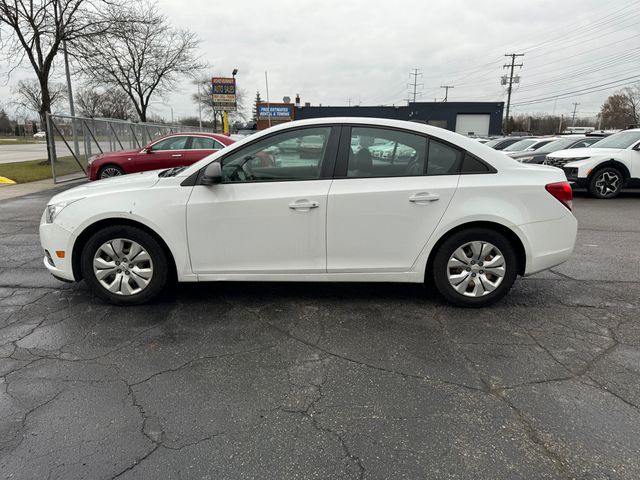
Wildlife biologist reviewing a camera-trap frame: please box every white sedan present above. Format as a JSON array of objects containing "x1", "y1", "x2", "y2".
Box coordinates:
[{"x1": 40, "y1": 117, "x2": 577, "y2": 307}]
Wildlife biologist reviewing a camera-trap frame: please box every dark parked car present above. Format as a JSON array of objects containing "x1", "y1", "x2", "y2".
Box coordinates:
[
  {"x1": 484, "y1": 137, "x2": 528, "y2": 150},
  {"x1": 87, "y1": 133, "x2": 235, "y2": 181},
  {"x1": 509, "y1": 136, "x2": 603, "y2": 164}
]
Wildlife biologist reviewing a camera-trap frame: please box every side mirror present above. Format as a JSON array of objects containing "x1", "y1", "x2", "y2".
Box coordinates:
[
  {"x1": 201, "y1": 162, "x2": 222, "y2": 185},
  {"x1": 143, "y1": 145, "x2": 153, "y2": 153}
]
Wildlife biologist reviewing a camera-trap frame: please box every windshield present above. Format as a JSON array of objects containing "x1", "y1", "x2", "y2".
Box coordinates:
[
  {"x1": 590, "y1": 130, "x2": 640, "y2": 149},
  {"x1": 484, "y1": 138, "x2": 504, "y2": 148},
  {"x1": 536, "y1": 138, "x2": 579, "y2": 153},
  {"x1": 503, "y1": 139, "x2": 537, "y2": 151}
]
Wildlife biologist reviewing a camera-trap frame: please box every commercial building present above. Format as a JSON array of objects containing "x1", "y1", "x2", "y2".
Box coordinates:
[{"x1": 293, "y1": 102, "x2": 505, "y2": 137}]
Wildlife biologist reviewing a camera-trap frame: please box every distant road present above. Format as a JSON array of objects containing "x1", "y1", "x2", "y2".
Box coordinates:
[
  {"x1": 0, "y1": 141, "x2": 62, "y2": 164},
  {"x1": 0, "y1": 140, "x2": 115, "y2": 164}
]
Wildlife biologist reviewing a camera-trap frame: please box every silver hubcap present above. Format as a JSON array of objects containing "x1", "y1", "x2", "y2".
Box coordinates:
[
  {"x1": 447, "y1": 241, "x2": 506, "y2": 297},
  {"x1": 100, "y1": 167, "x2": 122, "y2": 178},
  {"x1": 93, "y1": 238, "x2": 153, "y2": 296},
  {"x1": 595, "y1": 171, "x2": 620, "y2": 197}
]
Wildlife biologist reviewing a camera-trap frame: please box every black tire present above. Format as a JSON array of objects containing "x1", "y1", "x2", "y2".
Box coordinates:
[
  {"x1": 430, "y1": 228, "x2": 518, "y2": 308},
  {"x1": 588, "y1": 167, "x2": 624, "y2": 199},
  {"x1": 98, "y1": 165, "x2": 125, "y2": 179},
  {"x1": 80, "y1": 225, "x2": 168, "y2": 305}
]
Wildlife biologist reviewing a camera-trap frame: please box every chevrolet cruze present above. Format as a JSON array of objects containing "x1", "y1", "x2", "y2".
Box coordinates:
[{"x1": 40, "y1": 118, "x2": 577, "y2": 307}]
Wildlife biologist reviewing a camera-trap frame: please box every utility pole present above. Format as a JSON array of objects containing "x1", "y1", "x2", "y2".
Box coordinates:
[
  {"x1": 571, "y1": 102, "x2": 580, "y2": 126},
  {"x1": 407, "y1": 68, "x2": 423, "y2": 104},
  {"x1": 440, "y1": 85, "x2": 454, "y2": 102},
  {"x1": 502, "y1": 53, "x2": 524, "y2": 134}
]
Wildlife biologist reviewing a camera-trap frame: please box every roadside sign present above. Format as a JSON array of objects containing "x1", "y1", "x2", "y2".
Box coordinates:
[
  {"x1": 257, "y1": 105, "x2": 293, "y2": 119},
  {"x1": 211, "y1": 77, "x2": 236, "y2": 111}
]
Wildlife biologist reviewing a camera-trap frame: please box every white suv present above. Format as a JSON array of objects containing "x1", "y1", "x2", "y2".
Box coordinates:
[{"x1": 545, "y1": 129, "x2": 640, "y2": 198}]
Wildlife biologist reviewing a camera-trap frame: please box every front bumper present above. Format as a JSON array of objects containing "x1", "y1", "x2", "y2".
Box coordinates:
[{"x1": 39, "y1": 214, "x2": 77, "y2": 281}]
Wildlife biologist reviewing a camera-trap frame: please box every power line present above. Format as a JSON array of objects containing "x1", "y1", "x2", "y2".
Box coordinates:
[
  {"x1": 511, "y1": 74, "x2": 640, "y2": 107},
  {"x1": 503, "y1": 53, "x2": 524, "y2": 133}
]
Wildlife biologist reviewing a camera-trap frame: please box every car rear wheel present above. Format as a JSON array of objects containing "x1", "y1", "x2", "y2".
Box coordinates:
[
  {"x1": 80, "y1": 225, "x2": 168, "y2": 305},
  {"x1": 98, "y1": 165, "x2": 124, "y2": 179},
  {"x1": 588, "y1": 167, "x2": 623, "y2": 199},
  {"x1": 430, "y1": 228, "x2": 518, "y2": 307}
]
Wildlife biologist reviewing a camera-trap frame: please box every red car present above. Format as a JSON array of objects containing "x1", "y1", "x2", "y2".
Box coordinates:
[{"x1": 87, "y1": 133, "x2": 235, "y2": 181}]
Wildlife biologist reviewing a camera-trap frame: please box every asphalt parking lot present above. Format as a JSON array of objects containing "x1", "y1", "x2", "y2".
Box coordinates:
[{"x1": 1, "y1": 185, "x2": 639, "y2": 479}]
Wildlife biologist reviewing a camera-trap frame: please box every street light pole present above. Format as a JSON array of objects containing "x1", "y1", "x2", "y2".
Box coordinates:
[
  {"x1": 197, "y1": 83, "x2": 202, "y2": 130},
  {"x1": 63, "y1": 39, "x2": 80, "y2": 159}
]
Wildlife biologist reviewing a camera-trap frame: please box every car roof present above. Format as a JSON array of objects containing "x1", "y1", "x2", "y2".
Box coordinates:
[{"x1": 151, "y1": 131, "x2": 235, "y2": 145}]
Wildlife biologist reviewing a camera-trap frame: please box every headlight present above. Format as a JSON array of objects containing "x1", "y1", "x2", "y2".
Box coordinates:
[
  {"x1": 45, "y1": 198, "x2": 84, "y2": 224},
  {"x1": 87, "y1": 154, "x2": 98, "y2": 165},
  {"x1": 567, "y1": 157, "x2": 590, "y2": 162},
  {"x1": 517, "y1": 156, "x2": 534, "y2": 163}
]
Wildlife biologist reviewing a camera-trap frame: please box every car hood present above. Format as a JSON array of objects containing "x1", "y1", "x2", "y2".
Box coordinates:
[
  {"x1": 97, "y1": 148, "x2": 141, "y2": 158},
  {"x1": 546, "y1": 147, "x2": 624, "y2": 159},
  {"x1": 48, "y1": 170, "x2": 161, "y2": 204}
]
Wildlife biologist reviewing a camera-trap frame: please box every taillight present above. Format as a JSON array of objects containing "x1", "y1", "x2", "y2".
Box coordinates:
[{"x1": 545, "y1": 182, "x2": 573, "y2": 210}]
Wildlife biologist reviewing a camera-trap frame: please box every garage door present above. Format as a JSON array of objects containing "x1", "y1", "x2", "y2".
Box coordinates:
[{"x1": 455, "y1": 114, "x2": 490, "y2": 137}]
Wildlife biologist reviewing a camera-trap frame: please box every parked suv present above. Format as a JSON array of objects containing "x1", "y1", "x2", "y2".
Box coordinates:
[
  {"x1": 545, "y1": 129, "x2": 640, "y2": 198},
  {"x1": 87, "y1": 133, "x2": 235, "y2": 181}
]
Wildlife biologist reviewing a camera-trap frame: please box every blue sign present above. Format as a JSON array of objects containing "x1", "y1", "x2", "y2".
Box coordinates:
[{"x1": 258, "y1": 105, "x2": 293, "y2": 119}]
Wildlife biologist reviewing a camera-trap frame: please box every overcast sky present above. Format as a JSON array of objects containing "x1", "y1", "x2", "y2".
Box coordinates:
[{"x1": 1, "y1": 0, "x2": 639, "y2": 122}]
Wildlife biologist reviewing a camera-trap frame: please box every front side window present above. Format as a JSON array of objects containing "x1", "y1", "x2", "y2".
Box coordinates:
[
  {"x1": 221, "y1": 127, "x2": 331, "y2": 182},
  {"x1": 190, "y1": 136, "x2": 221, "y2": 150},
  {"x1": 346, "y1": 127, "x2": 426, "y2": 178},
  {"x1": 151, "y1": 136, "x2": 188, "y2": 151}
]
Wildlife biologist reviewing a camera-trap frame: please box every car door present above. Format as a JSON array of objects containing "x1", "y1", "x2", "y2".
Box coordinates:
[
  {"x1": 184, "y1": 135, "x2": 225, "y2": 165},
  {"x1": 186, "y1": 126, "x2": 339, "y2": 274},
  {"x1": 135, "y1": 135, "x2": 190, "y2": 172},
  {"x1": 326, "y1": 126, "x2": 460, "y2": 272}
]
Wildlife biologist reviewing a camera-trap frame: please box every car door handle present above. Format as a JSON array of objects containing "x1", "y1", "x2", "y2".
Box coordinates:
[
  {"x1": 289, "y1": 200, "x2": 319, "y2": 210},
  {"x1": 171, "y1": 154, "x2": 183, "y2": 158},
  {"x1": 409, "y1": 192, "x2": 439, "y2": 203}
]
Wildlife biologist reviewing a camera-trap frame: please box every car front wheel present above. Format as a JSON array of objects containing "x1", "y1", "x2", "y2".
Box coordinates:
[
  {"x1": 588, "y1": 167, "x2": 623, "y2": 199},
  {"x1": 431, "y1": 228, "x2": 518, "y2": 307},
  {"x1": 98, "y1": 165, "x2": 125, "y2": 179},
  {"x1": 80, "y1": 225, "x2": 168, "y2": 305}
]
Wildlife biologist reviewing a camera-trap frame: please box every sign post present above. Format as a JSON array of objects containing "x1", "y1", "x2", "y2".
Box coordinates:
[{"x1": 211, "y1": 77, "x2": 237, "y2": 135}]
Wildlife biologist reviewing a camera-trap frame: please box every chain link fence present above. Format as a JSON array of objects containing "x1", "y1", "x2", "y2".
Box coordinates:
[{"x1": 46, "y1": 113, "x2": 207, "y2": 183}]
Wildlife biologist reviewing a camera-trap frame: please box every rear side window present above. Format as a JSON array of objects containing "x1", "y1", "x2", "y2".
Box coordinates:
[
  {"x1": 461, "y1": 153, "x2": 491, "y2": 173},
  {"x1": 190, "y1": 136, "x2": 221, "y2": 150},
  {"x1": 346, "y1": 127, "x2": 427, "y2": 178},
  {"x1": 426, "y1": 139, "x2": 463, "y2": 175}
]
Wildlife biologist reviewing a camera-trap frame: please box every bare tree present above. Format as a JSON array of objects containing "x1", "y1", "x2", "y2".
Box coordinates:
[
  {"x1": 191, "y1": 76, "x2": 246, "y2": 131},
  {"x1": 622, "y1": 84, "x2": 640, "y2": 125},
  {"x1": 76, "y1": 86, "x2": 134, "y2": 119},
  {"x1": 77, "y1": 1, "x2": 204, "y2": 122},
  {"x1": 0, "y1": 0, "x2": 121, "y2": 131},
  {"x1": 600, "y1": 93, "x2": 634, "y2": 129},
  {"x1": 12, "y1": 79, "x2": 67, "y2": 117}
]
